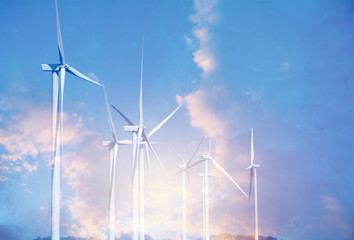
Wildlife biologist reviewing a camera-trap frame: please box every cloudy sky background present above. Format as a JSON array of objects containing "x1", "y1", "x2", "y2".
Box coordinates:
[{"x1": 0, "y1": 0, "x2": 353, "y2": 239}]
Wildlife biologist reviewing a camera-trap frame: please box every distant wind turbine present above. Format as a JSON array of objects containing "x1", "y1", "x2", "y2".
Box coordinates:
[
  {"x1": 179, "y1": 137, "x2": 248, "y2": 240},
  {"x1": 102, "y1": 80, "x2": 131, "y2": 240},
  {"x1": 176, "y1": 136, "x2": 205, "y2": 240},
  {"x1": 247, "y1": 128, "x2": 260, "y2": 240},
  {"x1": 41, "y1": 1, "x2": 102, "y2": 239},
  {"x1": 112, "y1": 39, "x2": 182, "y2": 240}
]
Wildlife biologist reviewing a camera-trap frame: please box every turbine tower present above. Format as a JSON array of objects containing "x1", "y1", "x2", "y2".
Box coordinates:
[
  {"x1": 102, "y1": 82, "x2": 131, "y2": 240},
  {"x1": 180, "y1": 136, "x2": 248, "y2": 240},
  {"x1": 41, "y1": 1, "x2": 102, "y2": 239},
  {"x1": 112, "y1": 39, "x2": 182, "y2": 240},
  {"x1": 247, "y1": 128, "x2": 260, "y2": 240},
  {"x1": 176, "y1": 137, "x2": 205, "y2": 240}
]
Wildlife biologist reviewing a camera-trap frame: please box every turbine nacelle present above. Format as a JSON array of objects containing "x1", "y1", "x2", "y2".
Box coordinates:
[
  {"x1": 42, "y1": 64, "x2": 103, "y2": 87},
  {"x1": 102, "y1": 140, "x2": 132, "y2": 147},
  {"x1": 201, "y1": 154, "x2": 210, "y2": 160},
  {"x1": 246, "y1": 163, "x2": 260, "y2": 169},
  {"x1": 178, "y1": 163, "x2": 187, "y2": 169},
  {"x1": 199, "y1": 173, "x2": 221, "y2": 178},
  {"x1": 41, "y1": 63, "x2": 70, "y2": 71},
  {"x1": 124, "y1": 125, "x2": 145, "y2": 132},
  {"x1": 102, "y1": 141, "x2": 115, "y2": 147}
]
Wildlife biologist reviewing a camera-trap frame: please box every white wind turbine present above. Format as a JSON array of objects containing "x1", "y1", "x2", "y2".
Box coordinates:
[
  {"x1": 41, "y1": 1, "x2": 102, "y2": 239},
  {"x1": 180, "y1": 136, "x2": 248, "y2": 240},
  {"x1": 112, "y1": 40, "x2": 182, "y2": 240},
  {"x1": 102, "y1": 82, "x2": 131, "y2": 240},
  {"x1": 247, "y1": 128, "x2": 260, "y2": 240},
  {"x1": 176, "y1": 137, "x2": 205, "y2": 240}
]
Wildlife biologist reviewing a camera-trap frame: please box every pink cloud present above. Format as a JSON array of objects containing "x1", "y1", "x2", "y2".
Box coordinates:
[
  {"x1": 184, "y1": 87, "x2": 230, "y2": 160},
  {"x1": 0, "y1": 107, "x2": 94, "y2": 178},
  {"x1": 187, "y1": 0, "x2": 219, "y2": 77},
  {"x1": 193, "y1": 47, "x2": 216, "y2": 75}
]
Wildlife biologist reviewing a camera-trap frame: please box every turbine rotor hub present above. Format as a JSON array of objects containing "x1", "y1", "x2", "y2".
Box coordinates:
[{"x1": 59, "y1": 64, "x2": 69, "y2": 69}]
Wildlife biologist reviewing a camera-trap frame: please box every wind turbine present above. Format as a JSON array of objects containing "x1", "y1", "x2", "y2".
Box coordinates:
[
  {"x1": 41, "y1": 1, "x2": 102, "y2": 239},
  {"x1": 102, "y1": 81, "x2": 131, "y2": 240},
  {"x1": 247, "y1": 128, "x2": 260, "y2": 240},
  {"x1": 180, "y1": 136, "x2": 248, "y2": 240},
  {"x1": 176, "y1": 137, "x2": 205, "y2": 240},
  {"x1": 112, "y1": 39, "x2": 182, "y2": 240}
]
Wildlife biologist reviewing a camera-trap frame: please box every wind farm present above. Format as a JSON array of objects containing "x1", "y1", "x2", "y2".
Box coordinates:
[{"x1": 1, "y1": 0, "x2": 353, "y2": 240}]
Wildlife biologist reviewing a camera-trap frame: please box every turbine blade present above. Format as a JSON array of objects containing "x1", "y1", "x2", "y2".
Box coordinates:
[
  {"x1": 139, "y1": 37, "x2": 144, "y2": 126},
  {"x1": 249, "y1": 167, "x2": 254, "y2": 202},
  {"x1": 251, "y1": 128, "x2": 254, "y2": 166},
  {"x1": 102, "y1": 76, "x2": 117, "y2": 141},
  {"x1": 209, "y1": 156, "x2": 248, "y2": 198},
  {"x1": 216, "y1": 96, "x2": 221, "y2": 113},
  {"x1": 118, "y1": 139, "x2": 132, "y2": 145},
  {"x1": 55, "y1": 0, "x2": 65, "y2": 65},
  {"x1": 145, "y1": 144, "x2": 153, "y2": 184},
  {"x1": 174, "y1": 151, "x2": 186, "y2": 165},
  {"x1": 147, "y1": 104, "x2": 182, "y2": 138},
  {"x1": 186, "y1": 136, "x2": 205, "y2": 166},
  {"x1": 111, "y1": 105, "x2": 135, "y2": 126},
  {"x1": 143, "y1": 132, "x2": 168, "y2": 176},
  {"x1": 42, "y1": 64, "x2": 60, "y2": 71},
  {"x1": 66, "y1": 66, "x2": 103, "y2": 87},
  {"x1": 175, "y1": 159, "x2": 205, "y2": 176}
]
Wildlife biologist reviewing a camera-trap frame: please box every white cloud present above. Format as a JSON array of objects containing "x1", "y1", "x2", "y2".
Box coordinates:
[
  {"x1": 0, "y1": 175, "x2": 8, "y2": 182},
  {"x1": 193, "y1": 47, "x2": 216, "y2": 74},
  {"x1": 184, "y1": 34, "x2": 193, "y2": 45},
  {"x1": 0, "y1": 107, "x2": 92, "y2": 178},
  {"x1": 22, "y1": 161, "x2": 38, "y2": 172},
  {"x1": 242, "y1": 90, "x2": 261, "y2": 102},
  {"x1": 281, "y1": 60, "x2": 290, "y2": 70},
  {"x1": 193, "y1": 27, "x2": 210, "y2": 43},
  {"x1": 188, "y1": 0, "x2": 219, "y2": 77},
  {"x1": 191, "y1": 0, "x2": 219, "y2": 24},
  {"x1": 176, "y1": 94, "x2": 184, "y2": 105},
  {"x1": 88, "y1": 72, "x2": 100, "y2": 83}
]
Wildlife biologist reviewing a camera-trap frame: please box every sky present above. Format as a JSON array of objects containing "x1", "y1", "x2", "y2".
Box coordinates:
[{"x1": 0, "y1": 0, "x2": 354, "y2": 239}]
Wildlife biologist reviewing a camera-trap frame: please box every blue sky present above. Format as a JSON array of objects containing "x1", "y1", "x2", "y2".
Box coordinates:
[{"x1": 0, "y1": 0, "x2": 353, "y2": 239}]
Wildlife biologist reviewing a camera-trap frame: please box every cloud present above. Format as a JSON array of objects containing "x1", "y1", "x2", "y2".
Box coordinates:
[
  {"x1": 176, "y1": 94, "x2": 184, "y2": 105},
  {"x1": 319, "y1": 195, "x2": 353, "y2": 239},
  {"x1": 281, "y1": 60, "x2": 290, "y2": 70},
  {"x1": 0, "y1": 107, "x2": 92, "y2": 178},
  {"x1": 0, "y1": 105, "x2": 110, "y2": 238},
  {"x1": 0, "y1": 175, "x2": 8, "y2": 182},
  {"x1": 184, "y1": 87, "x2": 228, "y2": 158},
  {"x1": 193, "y1": 27, "x2": 210, "y2": 43},
  {"x1": 193, "y1": 47, "x2": 216, "y2": 74},
  {"x1": 187, "y1": 0, "x2": 219, "y2": 76},
  {"x1": 88, "y1": 72, "x2": 101, "y2": 84},
  {"x1": 66, "y1": 195, "x2": 107, "y2": 239},
  {"x1": 22, "y1": 161, "x2": 38, "y2": 172},
  {"x1": 242, "y1": 90, "x2": 261, "y2": 102},
  {"x1": 190, "y1": 0, "x2": 219, "y2": 24}
]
